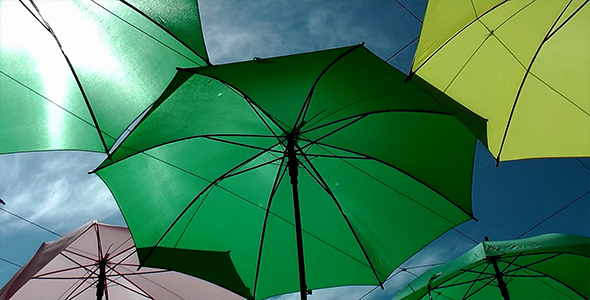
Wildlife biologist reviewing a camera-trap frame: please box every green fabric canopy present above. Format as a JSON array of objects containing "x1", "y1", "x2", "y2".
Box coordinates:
[
  {"x1": 393, "y1": 233, "x2": 590, "y2": 300},
  {"x1": 95, "y1": 45, "x2": 484, "y2": 300},
  {"x1": 411, "y1": 0, "x2": 589, "y2": 162},
  {"x1": 0, "y1": 0, "x2": 208, "y2": 154}
]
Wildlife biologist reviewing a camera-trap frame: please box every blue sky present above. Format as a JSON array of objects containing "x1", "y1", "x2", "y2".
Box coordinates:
[{"x1": 1, "y1": 1, "x2": 588, "y2": 299}]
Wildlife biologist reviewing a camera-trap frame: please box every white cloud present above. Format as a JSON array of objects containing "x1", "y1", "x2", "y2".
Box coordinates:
[{"x1": 0, "y1": 151, "x2": 119, "y2": 234}]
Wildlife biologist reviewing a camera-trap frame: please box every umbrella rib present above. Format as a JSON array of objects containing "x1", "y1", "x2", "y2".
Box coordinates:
[
  {"x1": 508, "y1": 262, "x2": 586, "y2": 299},
  {"x1": 60, "y1": 252, "x2": 98, "y2": 274},
  {"x1": 140, "y1": 142, "x2": 282, "y2": 267},
  {"x1": 105, "y1": 239, "x2": 134, "y2": 260},
  {"x1": 253, "y1": 156, "x2": 288, "y2": 299},
  {"x1": 106, "y1": 268, "x2": 156, "y2": 299},
  {"x1": 174, "y1": 186, "x2": 215, "y2": 248},
  {"x1": 33, "y1": 264, "x2": 96, "y2": 279},
  {"x1": 95, "y1": 223, "x2": 104, "y2": 263},
  {"x1": 92, "y1": 133, "x2": 278, "y2": 172},
  {"x1": 117, "y1": 265, "x2": 188, "y2": 299},
  {"x1": 487, "y1": 3, "x2": 589, "y2": 118},
  {"x1": 547, "y1": 0, "x2": 588, "y2": 41},
  {"x1": 301, "y1": 109, "x2": 453, "y2": 137},
  {"x1": 178, "y1": 69, "x2": 291, "y2": 135},
  {"x1": 243, "y1": 93, "x2": 286, "y2": 143},
  {"x1": 226, "y1": 155, "x2": 285, "y2": 178},
  {"x1": 205, "y1": 136, "x2": 284, "y2": 155},
  {"x1": 61, "y1": 267, "x2": 99, "y2": 300},
  {"x1": 298, "y1": 149, "x2": 385, "y2": 286},
  {"x1": 497, "y1": 0, "x2": 577, "y2": 162},
  {"x1": 461, "y1": 263, "x2": 494, "y2": 300},
  {"x1": 312, "y1": 141, "x2": 473, "y2": 222},
  {"x1": 22, "y1": 0, "x2": 110, "y2": 155},
  {"x1": 115, "y1": 0, "x2": 210, "y2": 66},
  {"x1": 63, "y1": 248, "x2": 100, "y2": 263},
  {"x1": 295, "y1": 44, "x2": 364, "y2": 129},
  {"x1": 410, "y1": 0, "x2": 510, "y2": 75}
]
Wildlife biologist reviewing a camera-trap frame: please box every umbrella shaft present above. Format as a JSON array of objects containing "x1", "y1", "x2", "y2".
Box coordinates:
[
  {"x1": 490, "y1": 257, "x2": 510, "y2": 300},
  {"x1": 96, "y1": 259, "x2": 107, "y2": 300},
  {"x1": 287, "y1": 135, "x2": 308, "y2": 300}
]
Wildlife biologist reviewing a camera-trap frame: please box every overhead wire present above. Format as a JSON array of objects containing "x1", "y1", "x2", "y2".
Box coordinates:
[
  {"x1": 0, "y1": 207, "x2": 62, "y2": 269},
  {"x1": 515, "y1": 190, "x2": 590, "y2": 239},
  {"x1": 0, "y1": 207, "x2": 61, "y2": 237}
]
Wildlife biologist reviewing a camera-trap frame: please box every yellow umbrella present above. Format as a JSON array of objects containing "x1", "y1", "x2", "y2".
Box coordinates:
[{"x1": 410, "y1": 0, "x2": 589, "y2": 163}]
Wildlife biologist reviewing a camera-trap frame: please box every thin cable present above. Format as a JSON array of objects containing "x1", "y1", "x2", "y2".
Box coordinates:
[
  {"x1": 576, "y1": 158, "x2": 590, "y2": 172},
  {"x1": 357, "y1": 263, "x2": 445, "y2": 300},
  {"x1": 386, "y1": 36, "x2": 419, "y2": 62},
  {"x1": 0, "y1": 207, "x2": 61, "y2": 237},
  {"x1": 395, "y1": 0, "x2": 423, "y2": 24},
  {"x1": 516, "y1": 190, "x2": 590, "y2": 239},
  {"x1": 452, "y1": 228, "x2": 479, "y2": 244},
  {"x1": 0, "y1": 257, "x2": 22, "y2": 268}
]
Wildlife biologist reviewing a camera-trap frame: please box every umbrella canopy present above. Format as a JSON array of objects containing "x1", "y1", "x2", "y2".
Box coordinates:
[
  {"x1": 93, "y1": 44, "x2": 485, "y2": 300},
  {"x1": 0, "y1": 221, "x2": 244, "y2": 300},
  {"x1": 392, "y1": 233, "x2": 590, "y2": 300},
  {"x1": 410, "y1": 0, "x2": 589, "y2": 162},
  {"x1": 0, "y1": 0, "x2": 208, "y2": 154}
]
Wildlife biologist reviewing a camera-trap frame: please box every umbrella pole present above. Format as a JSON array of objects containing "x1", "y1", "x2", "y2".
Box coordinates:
[
  {"x1": 287, "y1": 134, "x2": 308, "y2": 300},
  {"x1": 96, "y1": 258, "x2": 107, "y2": 300},
  {"x1": 489, "y1": 257, "x2": 510, "y2": 300}
]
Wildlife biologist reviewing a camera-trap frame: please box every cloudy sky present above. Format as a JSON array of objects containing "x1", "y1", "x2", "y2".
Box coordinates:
[{"x1": 1, "y1": 1, "x2": 589, "y2": 300}]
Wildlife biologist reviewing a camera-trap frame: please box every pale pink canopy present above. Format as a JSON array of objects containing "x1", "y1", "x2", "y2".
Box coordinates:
[{"x1": 0, "y1": 221, "x2": 245, "y2": 300}]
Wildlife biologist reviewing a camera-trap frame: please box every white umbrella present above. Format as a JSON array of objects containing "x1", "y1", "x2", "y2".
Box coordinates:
[{"x1": 0, "y1": 221, "x2": 244, "y2": 300}]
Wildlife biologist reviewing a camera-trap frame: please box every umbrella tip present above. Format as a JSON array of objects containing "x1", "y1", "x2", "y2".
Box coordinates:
[
  {"x1": 88, "y1": 169, "x2": 95, "y2": 174},
  {"x1": 404, "y1": 72, "x2": 414, "y2": 83},
  {"x1": 360, "y1": 41, "x2": 366, "y2": 46},
  {"x1": 484, "y1": 236, "x2": 490, "y2": 241},
  {"x1": 0, "y1": 198, "x2": 5, "y2": 205}
]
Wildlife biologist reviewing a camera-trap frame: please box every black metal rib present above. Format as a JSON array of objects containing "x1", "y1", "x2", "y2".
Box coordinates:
[
  {"x1": 174, "y1": 187, "x2": 214, "y2": 248},
  {"x1": 25, "y1": 0, "x2": 110, "y2": 155},
  {"x1": 497, "y1": 0, "x2": 576, "y2": 162},
  {"x1": 204, "y1": 136, "x2": 284, "y2": 155},
  {"x1": 91, "y1": 133, "x2": 278, "y2": 172},
  {"x1": 138, "y1": 142, "x2": 282, "y2": 268},
  {"x1": 33, "y1": 264, "x2": 96, "y2": 279},
  {"x1": 226, "y1": 156, "x2": 285, "y2": 178},
  {"x1": 90, "y1": 0, "x2": 204, "y2": 67},
  {"x1": 297, "y1": 147, "x2": 384, "y2": 287},
  {"x1": 108, "y1": 268, "x2": 155, "y2": 299},
  {"x1": 117, "y1": 0, "x2": 211, "y2": 66},
  {"x1": 312, "y1": 141, "x2": 475, "y2": 221},
  {"x1": 62, "y1": 268, "x2": 98, "y2": 300},
  {"x1": 295, "y1": 44, "x2": 364, "y2": 130},
  {"x1": 301, "y1": 109, "x2": 453, "y2": 137},
  {"x1": 178, "y1": 69, "x2": 291, "y2": 135},
  {"x1": 462, "y1": 264, "x2": 498, "y2": 300},
  {"x1": 253, "y1": 157, "x2": 288, "y2": 300}
]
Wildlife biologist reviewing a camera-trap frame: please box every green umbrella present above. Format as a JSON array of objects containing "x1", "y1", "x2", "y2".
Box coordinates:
[
  {"x1": 0, "y1": 0, "x2": 208, "y2": 154},
  {"x1": 93, "y1": 44, "x2": 484, "y2": 300},
  {"x1": 393, "y1": 233, "x2": 590, "y2": 300},
  {"x1": 409, "y1": 0, "x2": 589, "y2": 162}
]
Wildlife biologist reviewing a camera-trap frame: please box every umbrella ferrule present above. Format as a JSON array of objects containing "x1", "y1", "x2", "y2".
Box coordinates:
[{"x1": 286, "y1": 134, "x2": 299, "y2": 182}]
